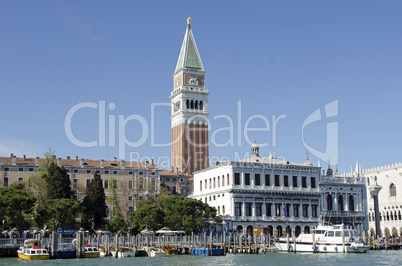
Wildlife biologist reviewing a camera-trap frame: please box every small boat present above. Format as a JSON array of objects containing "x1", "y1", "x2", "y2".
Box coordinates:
[
  {"x1": 17, "y1": 239, "x2": 50, "y2": 260},
  {"x1": 111, "y1": 247, "x2": 136, "y2": 258},
  {"x1": 276, "y1": 223, "x2": 371, "y2": 253},
  {"x1": 162, "y1": 247, "x2": 179, "y2": 255},
  {"x1": 55, "y1": 243, "x2": 76, "y2": 259},
  {"x1": 143, "y1": 247, "x2": 166, "y2": 257},
  {"x1": 84, "y1": 244, "x2": 100, "y2": 258}
]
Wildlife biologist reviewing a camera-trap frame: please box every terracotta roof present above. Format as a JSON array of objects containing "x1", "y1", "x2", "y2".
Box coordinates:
[
  {"x1": 160, "y1": 169, "x2": 188, "y2": 177},
  {"x1": 0, "y1": 156, "x2": 158, "y2": 170}
]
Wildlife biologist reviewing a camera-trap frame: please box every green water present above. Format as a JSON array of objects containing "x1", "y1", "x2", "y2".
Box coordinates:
[{"x1": 0, "y1": 250, "x2": 400, "y2": 265}]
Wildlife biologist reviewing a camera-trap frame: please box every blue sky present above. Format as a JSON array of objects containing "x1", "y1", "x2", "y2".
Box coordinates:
[{"x1": 1, "y1": 0, "x2": 401, "y2": 173}]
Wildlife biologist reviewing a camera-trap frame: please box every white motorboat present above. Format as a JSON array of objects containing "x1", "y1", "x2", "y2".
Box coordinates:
[
  {"x1": 111, "y1": 247, "x2": 136, "y2": 258},
  {"x1": 276, "y1": 223, "x2": 371, "y2": 253}
]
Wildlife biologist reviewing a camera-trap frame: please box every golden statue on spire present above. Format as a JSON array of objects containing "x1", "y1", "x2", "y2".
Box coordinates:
[{"x1": 187, "y1": 17, "x2": 191, "y2": 25}]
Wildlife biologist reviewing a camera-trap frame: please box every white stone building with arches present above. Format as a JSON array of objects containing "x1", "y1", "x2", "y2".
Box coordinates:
[
  {"x1": 363, "y1": 163, "x2": 402, "y2": 238},
  {"x1": 191, "y1": 143, "x2": 325, "y2": 238}
]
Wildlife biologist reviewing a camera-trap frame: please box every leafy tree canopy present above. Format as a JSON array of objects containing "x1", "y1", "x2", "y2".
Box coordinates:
[
  {"x1": 128, "y1": 203, "x2": 164, "y2": 232},
  {"x1": 43, "y1": 162, "x2": 72, "y2": 200},
  {"x1": 0, "y1": 187, "x2": 36, "y2": 233},
  {"x1": 82, "y1": 172, "x2": 107, "y2": 230},
  {"x1": 46, "y1": 198, "x2": 81, "y2": 230}
]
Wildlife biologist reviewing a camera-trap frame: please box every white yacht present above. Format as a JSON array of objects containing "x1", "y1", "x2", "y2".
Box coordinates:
[{"x1": 277, "y1": 223, "x2": 371, "y2": 253}]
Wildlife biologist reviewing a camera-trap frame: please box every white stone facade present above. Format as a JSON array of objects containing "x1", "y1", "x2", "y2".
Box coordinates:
[
  {"x1": 191, "y1": 145, "x2": 368, "y2": 236},
  {"x1": 363, "y1": 163, "x2": 402, "y2": 237}
]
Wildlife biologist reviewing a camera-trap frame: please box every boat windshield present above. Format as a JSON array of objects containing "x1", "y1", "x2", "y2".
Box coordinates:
[
  {"x1": 335, "y1": 231, "x2": 342, "y2": 237},
  {"x1": 314, "y1": 230, "x2": 326, "y2": 235}
]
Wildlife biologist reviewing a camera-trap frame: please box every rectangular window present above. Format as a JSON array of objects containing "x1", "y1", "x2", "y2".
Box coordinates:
[
  {"x1": 151, "y1": 171, "x2": 156, "y2": 175},
  {"x1": 265, "y1": 174, "x2": 270, "y2": 186},
  {"x1": 256, "y1": 203, "x2": 262, "y2": 216},
  {"x1": 86, "y1": 169, "x2": 92, "y2": 174},
  {"x1": 294, "y1": 204, "x2": 299, "y2": 217},
  {"x1": 95, "y1": 170, "x2": 100, "y2": 174},
  {"x1": 86, "y1": 179, "x2": 91, "y2": 188},
  {"x1": 234, "y1": 173, "x2": 240, "y2": 185},
  {"x1": 284, "y1": 175, "x2": 289, "y2": 187},
  {"x1": 245, "y1": 203, "x2": 252, "y2": 216},
  {"x1": 173, "y1": 187, "x2": 176, "y2": 194},
  {"x1": 255, "y1": 174, "x2": 261, "y2": 186},
  {"x1": 128, "y1": 180, "x2": 133, "y2": 189},
  {"x1": 205, "y1": 197, "x2": 207, "y2": 203},
  {"x1": 205, "y1": 179, "x2": 207, "y2": 189},
  {"x1": 18, "y1": 177, "x2": 24, "y2": 182},
  {"x1": 128, "y1": 171, "x2": 133, "y2": 175},
  {"x1": 65, "y1": 169, "x2": 70, "y2": 173},
  {"x1": 302, "y1": 176, "x2": 307, "y2": 188},
  {"x1": 200, "y1": 181, "x2": 202, "y2": 191},
  {"x1": 311, "y1": 177, "x2": 316, "y2": 188},
  {"x1": 18, "y1": 167, "x2": 24, "y2": 172},
  {"x1": 312, "y1": 205, "x2": 317, "y2": 218},
  {"x1": 293, "y1": 176, "x2": 297, "y2": 187},
  {"x1": 245, "y1": 173, "x2": 250, "y2": 186},
  {"x1": 104, "y1": 170, "x2": 109, "y2": 174},
  {"x1": 112, "y1": 180, "x2": 117, "y2": 189},
  {"x1": 28, "y1": 167, "x2": 34, "y2": 172},
  {"x1": 275, "y1": 175, "x2": 280, "y2": 186},
  {"x1": 104, "y1": 180, "x2": 109, "y2": 189},
  {"x1": 166, "y1": 178, "x2": 170, "y2": 181},
  {"x1": 227, "y1": 174, "x2": 230, "y2": 186},
  {"x1": 73, "y1": 178, "x2": 78, "y2": 189},
  {"x1": 113, "y1": 170, "x2": 118, "y2": 175},
  {"x1": 139, "y1": 171, "x2": 144, "y2": 175},
  {"x1": 128, "y1": 196, "x2": 133, "y2": 201},
  {"x1": 235, "y1": 202, "x2": 242, "y2": 216},
  {"x1": 73, "y1": 169, "x2": 78, "y2": 174},
  {"x1": 266, "y1": 203, "x2": 272, "y2": 216},
  {"x1": 303, "y1": 204, "x2": 308, "y2": 217},
  {"x1": 4, "y1": 168, "x2": 9, "y2": 172}
]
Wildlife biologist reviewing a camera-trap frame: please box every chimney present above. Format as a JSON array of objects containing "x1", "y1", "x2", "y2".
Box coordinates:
[
  {"x1": 57, "y1": 158, "x2": 61, "y2": 166},
  {"x1": 145, "y1": 161, "x2": 149, "y2": 169},
  {"x1": 75, "y1": 156, "x2": 78, "y2": 161},
  {"x1": 100, "y1": 159, "x2": 104, "y2": 168},
  {"x1": 113, "y1": 157, "x2": 117, "y2": 161},
  {"x1": 151, "y1": 158, "x2": 155, "y2": 165},
  {"x1": 12, "y1": 156, "x2": 16, "y2": 166},
  {"x1": 171, "y1": 166, "x2": 174, "y2": 172},
  {"x1": 10, "y1": 153, "x2": 13, "y2": 158},
  {"x1": 80, "y1": 159, "x2": 84, "y2": 168},
  {"x1": 35, "y1": 157, "x2": 39, "y2": 166},
  {"x1": 66, "y1": 156, "x2": 71, "y2": 160},
  {"x1": 23, "y1": 155, "x2": 26, "y2": 161},
  {"x1": 51, "y1": 155, "x2": 56, "y2": 160},
  {"x1": 176, "y1": 167, "x2": 179, "y2": 175},
  {"x1": 121, "y1": 160, "x2": 125, "y2": 169}
]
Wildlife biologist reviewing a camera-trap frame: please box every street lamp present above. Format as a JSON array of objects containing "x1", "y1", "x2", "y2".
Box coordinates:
[{"x1": 2, "y1": 220, "x2": 5, "y2": 231}]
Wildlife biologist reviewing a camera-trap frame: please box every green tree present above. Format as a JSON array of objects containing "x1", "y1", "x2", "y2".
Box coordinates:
[
  {"x1": 106, "y1": 215, "x2": 128, "y2": 234},
  {"x1": 128, "y1": 203, "x2": 164, "y2": 232},
  {"x1": 81, "y1": 172, "x2": 107, "y2": 230},
  {"x1": 159, "y1": 196, "x2": 222, "y2": 234},
  {"x1": 0, "y1": 187, "x2": 36, "y2": 233},
  {"x1": 46, "y1": 198, "x2": 81, "y2": 230},
  {"x1": 43, "y1": 162, "x2": 72, "y2": 200},
  {"x1": 106, "y1": 178, "x2": 120, "y2": 216}
]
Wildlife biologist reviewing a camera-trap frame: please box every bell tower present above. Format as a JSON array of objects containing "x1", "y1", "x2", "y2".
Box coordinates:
[{"x1": 170, "y1": 18, "x2": 209, "y2": 174}]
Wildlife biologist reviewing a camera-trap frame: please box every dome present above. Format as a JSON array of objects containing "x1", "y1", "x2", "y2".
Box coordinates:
[
  {"x1": 251, "y1": 140, "x2": 259, "y2": 157},
  {"x1": 304, "y1": 160, "x2": 313, "y2": 166}
]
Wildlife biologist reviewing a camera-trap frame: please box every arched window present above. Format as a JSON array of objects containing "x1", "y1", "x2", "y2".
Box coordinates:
[
  {"x1": 186, "y1": 99, "x2": 189, "y2": 109},
  {"x1": 205, "y1": 179, "x2": 207, "y2": 190},
  {"x1": 209, "y1": 178, "x2": 212, "y2": 189},
  {"x1": 217, "y1": 176, "x2": 220, "y2": 187},
  {"x1": 195, "y1": 100, "x2": 198, "y2": 109},
  {"x1": 222, "y1": 175, "x2": 225, "y2": 186},
  {"x1": 327, "y1": 194, "x2": 333, "y2": 211},
  {"x1": 218, "y1": 206, "x2": 220, "y2": 216},
  {"x1": 349, "y1": 195, "x2": 354, "y2": 211},
  {"x1": 390, "y1": 183, "x2": 396, "y2": 197},
  {"x1": 191, "y1": 100, "x2": 194, "y2": 109},
  {"x1": 222, "y1": 205, "x2": 225, "y2": 215},
  {"x1": 213, "y1": 177, "x2": 216, "y2": 188},
  {"x1": 200, "y1": 180, "x2": 202, "y2": 191},
  {"x1": 199, "y1": 101, "x2": 203, "y2": 110},
  {"x1": 227, "y1": 174, "x2": 230, "y2": 186},
  {"x1": 338, "y1": 195, "x2": 344, "y2": 211}
]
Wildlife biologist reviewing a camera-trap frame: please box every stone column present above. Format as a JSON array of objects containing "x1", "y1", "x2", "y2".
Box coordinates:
[
  {"x1": 369, "y1": 184, "x2": 382, "y2": 237},
  {"x1": 242, "y1": 198, "x2": 245, "y2": 217}
]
